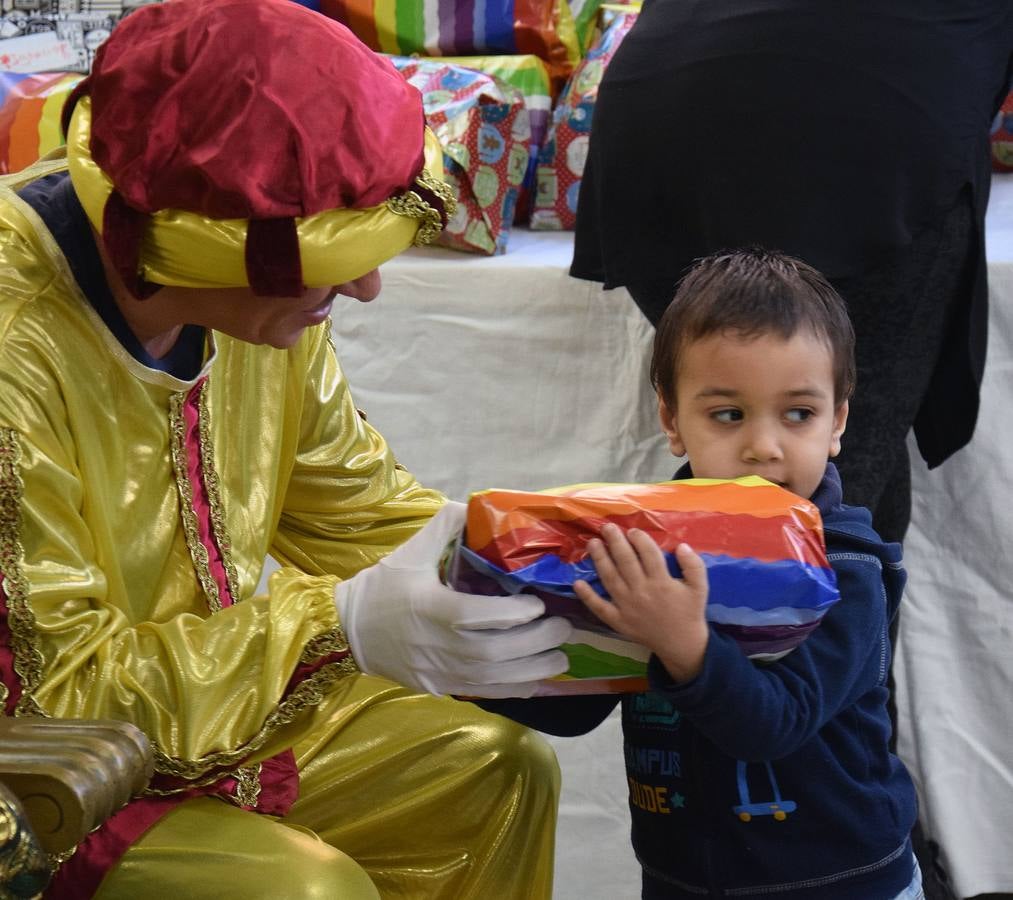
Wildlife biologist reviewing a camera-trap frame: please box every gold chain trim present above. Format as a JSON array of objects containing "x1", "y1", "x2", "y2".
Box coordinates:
[
  {"x1": 0, "y1": 428, "x2": 45, "y2": 718},
  {"x1": 144, "y1": 761, "x2": 264, "y2": 805},
  {"x1": 386, "y1": 191, "x2": 441, "y2": 246},
  {"x1": 160, "y1": 388, "x2": 358, "y2": 783},
  {"x1": 299, "y1": 625, "x2": 349, "y2": 665},
  {"x1": 150, "y1": 655, "x2": 357, "y2": 781},
  {"x1": 197, "y1": 384, "x2": 242, "y2": 604},
  {"x1": 168, "y1": 391, "x2": 225, "y2": 613},
  {"x1": 47, "y1": 845, "x2": 75, "y2": 875},
  {"x1": 231, "y1": 763, "x2": 263, "y2": 808},
  {"x1": 417, "y1": 168, "x2": 458, "y2": 224},
  {"x1": 386, "y1": 168, "x2": 458, "y2": 247},
  {"x1": 142, "y1": 772, "x2": 221, "y2": 796},
  {"x1": 323, "y1": 314, "x2": 337, "y2": 356}
]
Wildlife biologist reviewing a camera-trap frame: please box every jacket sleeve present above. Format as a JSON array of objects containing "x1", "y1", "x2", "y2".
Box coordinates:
[
  {"x1": 0, "y1": 423, "x2": 348, "y2": 778},
  {"x1": 269, "y1": 325, "x2": 446, "y2": 580},
  {"x1": 650, "y1": 547, "x2": 896, "y2": 761},
  {"x1": 0, "y1": 317, "x2": 435, "y2": 781}
]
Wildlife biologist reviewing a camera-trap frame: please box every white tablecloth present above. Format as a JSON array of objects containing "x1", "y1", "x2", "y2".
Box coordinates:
[
  {"x1": 329, "y1": 174, "x2": 1013, "y2": 900},
  {"x1": 894, "y1": 178, "x2": 1013, "y2": 900}
]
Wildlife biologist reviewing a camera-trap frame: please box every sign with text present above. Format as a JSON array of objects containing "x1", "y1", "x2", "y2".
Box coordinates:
[{"x1": 0, "y1": 30, "x2": 76, "y2": 72}]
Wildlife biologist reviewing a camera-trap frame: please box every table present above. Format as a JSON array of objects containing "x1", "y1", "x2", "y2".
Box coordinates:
[
  {"x1": 894, "y1": 177, "x2": 1013, "y2": 899},
  {"x1": 329, "y1": 175, "x2": 1013, "y2": 899}
]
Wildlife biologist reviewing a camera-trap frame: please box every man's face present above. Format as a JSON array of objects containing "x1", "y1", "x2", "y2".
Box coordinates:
[
  {"x1": 658, "y1": 330, "x2": 848, "y2": 500},
  {"x1": 187, "y1": 269, "x2": 382, "y2": 349}
]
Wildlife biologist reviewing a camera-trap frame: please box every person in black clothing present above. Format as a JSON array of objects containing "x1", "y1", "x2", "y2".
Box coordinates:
[
  {"x1": 570, "y1": 0, "x2": 1013, "y2": 546},
  {"x1": 571, "y1": 17, "x2": 1013, "y2": 891}
]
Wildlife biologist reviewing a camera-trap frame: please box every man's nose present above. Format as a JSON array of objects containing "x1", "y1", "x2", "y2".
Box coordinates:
[{"x1": 334, "y1": 269, "x2": 382, "y2": 303}]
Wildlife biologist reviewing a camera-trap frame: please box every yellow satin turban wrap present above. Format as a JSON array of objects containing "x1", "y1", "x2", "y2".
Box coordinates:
[{"x1": 66, "y1": 96, "x2": 454, "y2": 291}]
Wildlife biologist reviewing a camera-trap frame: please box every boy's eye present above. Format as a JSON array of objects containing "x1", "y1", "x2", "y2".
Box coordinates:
[
  {"x1": 712, "y1": 409, "x2": 743, "y2": 424},
  {"x1": 785, "y1": 408, "x2": 814, "y2": 423}
]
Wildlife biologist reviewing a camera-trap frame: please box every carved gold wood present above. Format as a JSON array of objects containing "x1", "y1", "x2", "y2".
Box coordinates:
[{"x1": 0, "y1": 719, "x2": 153, "y2": 856}]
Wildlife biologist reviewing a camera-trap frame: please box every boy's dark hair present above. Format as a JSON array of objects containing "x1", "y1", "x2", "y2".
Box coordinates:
[{"x1": 650, "y1": 248, "x2": 856, "y2": 408}]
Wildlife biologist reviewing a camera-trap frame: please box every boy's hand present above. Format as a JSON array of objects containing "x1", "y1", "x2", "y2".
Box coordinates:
[{"x1": 574, "y1": 525, "x2": 710, "y2": 684}]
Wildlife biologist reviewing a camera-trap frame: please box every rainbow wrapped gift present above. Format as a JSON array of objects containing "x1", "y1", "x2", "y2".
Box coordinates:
[
  {"x1": 443, "y1": 477, "x2": 840, "y2": 696},
  {"x1": 318, "y1": 0, "x2": 580, "y2": 90},
  {"x1": 0, "y1": 72, "x2": 83, "y2": 175}
]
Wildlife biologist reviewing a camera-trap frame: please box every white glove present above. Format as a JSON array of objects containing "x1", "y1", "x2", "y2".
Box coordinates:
[{"x1": 334, "y1": 501, "x2": 573, "y2": 698}]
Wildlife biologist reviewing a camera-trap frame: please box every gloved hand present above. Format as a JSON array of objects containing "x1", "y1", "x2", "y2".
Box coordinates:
[{"x1": 334, "y1": 501, "x2": 573, "y2": 698}]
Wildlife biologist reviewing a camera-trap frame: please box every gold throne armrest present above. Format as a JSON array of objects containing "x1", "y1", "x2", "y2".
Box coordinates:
[{"x1": 0, "y1": 718, "x2": 153, "y2": 897}]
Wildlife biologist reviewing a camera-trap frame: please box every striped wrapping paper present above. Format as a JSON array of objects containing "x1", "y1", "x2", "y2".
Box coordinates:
[
  {"x1": 566, "y1": 0, "x2": 605, "y2": 53},
  {"x1": 444, "y1": 477, "x2": 840, "y2": 696},
  {"x1": 318, "y1": 0, "x2": 581, "y2": 87},
  {"x1": 0, "y1": 72, "x2": 83, "y2": 175}
]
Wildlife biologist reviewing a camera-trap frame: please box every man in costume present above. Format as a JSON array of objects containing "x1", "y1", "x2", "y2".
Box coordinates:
[{"x1": 0, "y1": 1, "x2": 572, "y2": 896}]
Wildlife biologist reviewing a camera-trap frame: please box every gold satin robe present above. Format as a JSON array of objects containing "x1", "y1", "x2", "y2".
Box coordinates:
[{"x1": 0, "y1": 157, "x2": 559, "y2": 898}]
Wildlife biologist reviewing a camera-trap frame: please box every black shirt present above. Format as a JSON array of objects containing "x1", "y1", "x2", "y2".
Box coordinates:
[
  {"x1": 570, "y1": 0, "x2": 1013, "y2": 467},
  {"x1": 572, "y1": 0, "x2": 1013, "y2": 291}
]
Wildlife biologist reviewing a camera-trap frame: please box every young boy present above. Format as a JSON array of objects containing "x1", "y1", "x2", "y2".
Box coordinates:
[{"x1": 482, "y1": 249, "x2": 922, "y2": 898}]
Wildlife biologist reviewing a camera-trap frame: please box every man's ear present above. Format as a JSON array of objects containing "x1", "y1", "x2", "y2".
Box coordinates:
[
  {"x1": 829, "y1": 399, "x2": 849, "y2": 458},
  {"x1": 657, "y1": 393, "x2": 686, "y2": 457}
]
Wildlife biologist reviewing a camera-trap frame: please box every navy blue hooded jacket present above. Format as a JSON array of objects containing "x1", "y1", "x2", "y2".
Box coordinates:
[{"x1": 480, "y1": 463, "x2": 918, "y2": 898}]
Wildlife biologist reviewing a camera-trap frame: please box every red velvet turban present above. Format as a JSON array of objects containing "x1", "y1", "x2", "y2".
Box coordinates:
[{"x1": 62, "y1": 0, "x2": 449, "y2": 297}]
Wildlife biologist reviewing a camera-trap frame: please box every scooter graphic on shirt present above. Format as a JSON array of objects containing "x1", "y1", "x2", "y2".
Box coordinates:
[{"x1": 732, "y1": 760, "x2": 797, "y2": 822}]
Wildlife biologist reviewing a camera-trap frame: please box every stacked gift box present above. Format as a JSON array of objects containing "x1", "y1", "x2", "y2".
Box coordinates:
[
  {"x1": 0, "y1": 0, "x2": 645, "y2": 253},
  {"x1": 992, "y1": 87, "x2": 1013, "y2": 173},
  {"x1": 529, "y1": 4, "x2": 637, "y2": 231},
  {"x1": 311, "y1": 0, "x2": 640, "y2": 253}
]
